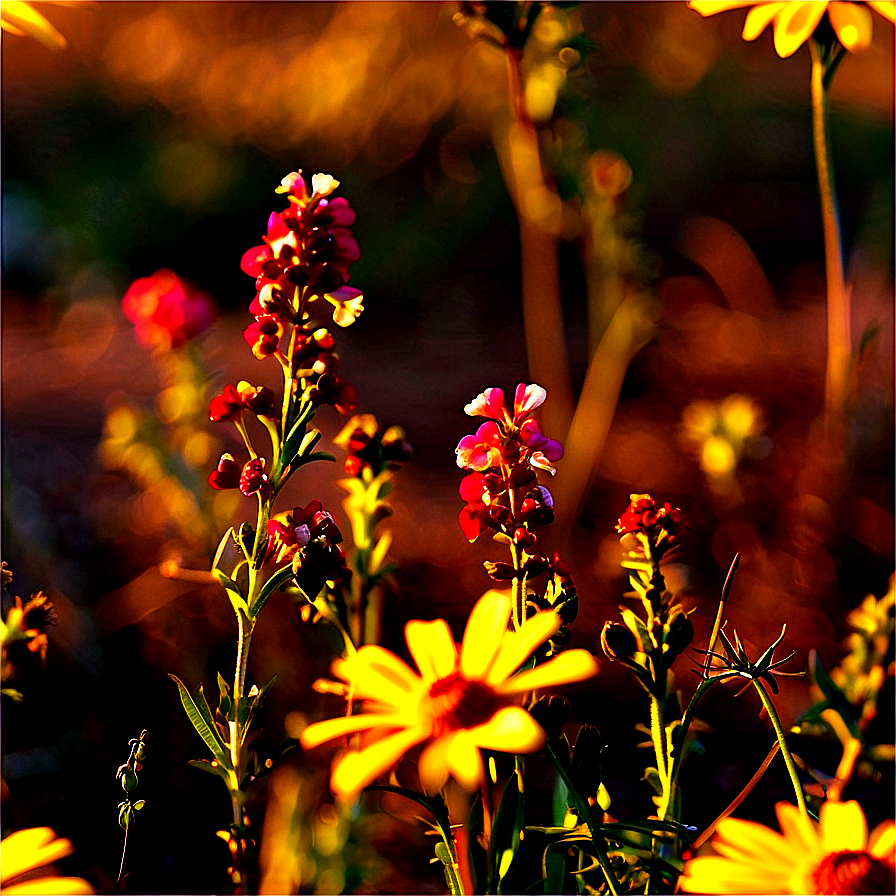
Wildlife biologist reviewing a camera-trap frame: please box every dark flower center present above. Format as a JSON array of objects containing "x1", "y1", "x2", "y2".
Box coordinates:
[
  {"x1": 428, "y1": 672, "x2": 505, "y2": 734},
  {"x1": 812, "y1": 850, "x2": 895, "y2": 895}
]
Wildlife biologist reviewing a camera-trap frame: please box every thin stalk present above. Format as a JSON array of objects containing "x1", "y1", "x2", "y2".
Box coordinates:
[
  {"x1": 501, "y1": 47, "x2": 574, "y2": 440},
  {"x1": 703, "y1": 554, "x2": 740, "y2": 680},
  {"x1": 809, "y1": 39, "x2": 851, "y2": 429},
  {"x1": 751, "y1": 678, "x2": 808, "y2": 818},
  {"x1": 113, "y1": 828, "x2": 128, "y2": 895},
  {"x1": 693, "y1": 743, "x2": 780, "y2": 850}
]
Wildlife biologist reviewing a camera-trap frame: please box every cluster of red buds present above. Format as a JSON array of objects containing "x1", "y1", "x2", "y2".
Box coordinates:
[
  {"x1": 267, "y1": 501, "x2": 349, "y2": 599},
  {"x1": 616, "y1": 493, "x2": 686, "y2": 564},
  {"x1": 456, "y1": 383, "x2": 563, "y2": 546},
  {"x1": 208, "y1": 453, "x2": 272, "y2": 499},
  {"x1": 122, "y1": 268, "x2": 216, "y2": 350},
  {"x1": 333, "y1": 414, "x2": 413, "y2": 477}
]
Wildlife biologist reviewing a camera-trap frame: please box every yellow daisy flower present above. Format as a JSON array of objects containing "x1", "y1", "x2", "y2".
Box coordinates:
[
  {"x1": 0, "y1": 826, "x2": 94, "y2": 895},
  {"x1": 300, "y1": 590, "x2": 599, "y2": 800},
  {"x1": 688, "y1": 1, "x2": 896, "y2": 57},
  {"x1": 680, "y1": 800, "x2": 895, "y2": 894}
]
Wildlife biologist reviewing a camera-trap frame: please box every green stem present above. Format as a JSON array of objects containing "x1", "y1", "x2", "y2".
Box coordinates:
[
  {"x1": 509, "y1": 541, "x2": 525, "y2": 633},
  {"x1": 649, "y1": 694, "x2": 668, "y2": 787},
  {"x1": 666, "y1": 678, "x2": 715, "y2": 802},
  {"x1": 809, "y1": 39, "x2": 851, "y2": 428},
  {"x1": 751, "y1": 679, "x2": 808, "y2": 818},
  {"x1": 545, "y1": 740, "x2": 620, "y2": 896}
]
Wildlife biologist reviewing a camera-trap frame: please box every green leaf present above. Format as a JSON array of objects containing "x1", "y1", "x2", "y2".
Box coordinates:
[
  {"x1": 188, "y1": 758, "x2": 232, "y2": 780},
  {"x1": 642, "y1": 767, "x2": 663, "y2": 796},
  {"x1": 239, "y1": 675, "x2": 278, "y2": 747},
  {"x1": 489, "y1": 773, "x2": 525, "y2": 894},
  {"x1": 250, "y1": 566, "x2": 295, "y2": 620},
  {"x1": 805, "y1": 650, "x2": 861, "y2": 738},
  {"x1": 119, "y1": 803, "x2": 134, "y2": 831},
  {"x1": 133, "y1": 799, "x2": 145, "y2": 811},
  {"x1": 212, "y1": 527, "x2": 235, "y2": 571},
  {"x1": 217, "y1": 672, "x2": 233, "y2": 721},
  {"x1": 213, "y1": 569, "x2": 250, "y2": 618},
  {"x1": 169, "y1": 674, "x2": 232, "y2": 770},
  {"x1": 542, "y1": 842, "x2": 569, "y2": 896}
]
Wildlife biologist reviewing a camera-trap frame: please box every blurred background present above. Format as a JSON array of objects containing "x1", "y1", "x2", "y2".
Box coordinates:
[{"x1": 2, "y1": 2, "x2": 893, "y2": 893}]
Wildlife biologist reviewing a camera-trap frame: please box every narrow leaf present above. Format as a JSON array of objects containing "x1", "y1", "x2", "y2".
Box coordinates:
[{"x1": 169, "y1": 674, "x2": 232, "y2": 770}]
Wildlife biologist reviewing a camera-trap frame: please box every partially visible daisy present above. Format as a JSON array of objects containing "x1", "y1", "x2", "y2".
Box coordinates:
[
  {"x1": 0, "y1": 826, "x2": 94, "y2": 894},
  {"x1": 688, "y1": 2, "x2": 896, "y2": 57},
  {"x1": 680, "y1": 800, "x2": 895, "y2": 894},
  {"x1": 300, "y1": 590, "x2": 599, "y2": 800}
]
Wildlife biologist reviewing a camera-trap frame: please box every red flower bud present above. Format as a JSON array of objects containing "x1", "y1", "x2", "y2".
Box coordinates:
[{"x1": 209, "y1": 454, "x2": 241, "y2": 490}]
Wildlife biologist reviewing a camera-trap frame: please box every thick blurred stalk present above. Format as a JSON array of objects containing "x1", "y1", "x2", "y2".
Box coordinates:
[
  {"x1": 810, "y1": 38, "x2": 851, "y2": 449},
  {"x1": 499, "y1": 48, "x2": 575, "y2": 441}
]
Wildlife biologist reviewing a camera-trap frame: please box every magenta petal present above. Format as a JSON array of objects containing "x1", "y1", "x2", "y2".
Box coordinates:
[
  {"x1": 459, "y1": 472, "x2": 487, "y2": 502},
  {"x1": 513, "y1": 383, "x2": 546, "y2": 420}
]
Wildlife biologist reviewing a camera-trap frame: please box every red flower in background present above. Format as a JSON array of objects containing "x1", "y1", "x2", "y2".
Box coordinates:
[
  {"x1": 616, "y1": 494, "x2": 685, "y2": 538},
  {"x1": 122, "y1": 269, "x2": 216, "y2": 350}
]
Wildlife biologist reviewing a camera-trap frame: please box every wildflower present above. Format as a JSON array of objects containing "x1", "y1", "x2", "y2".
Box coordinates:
[
  {"x1": 122, "y1": 269, "x2": 216, "y2": 350},
  {"x1": 300, "y1": 590, "x2": 599, "y2": 800},
  {"x1": 239, "y1": 458, "x2": 271, "y2": 498},
  {"x1": 0, "y1": 826, "x2": 93, "y2": 894},
  {"x1": 688, "y1": 2, "x2": 896, "y2": 58},
  {"x1": 2, "y1": 590, "x2": 57, "y2": 681},
  {"x1": 243, "y1": 170, "x2": 363, "y2": 328},
  {"x1": 456, "y1": 382, "x2": 563, "y2": 475},
  {"x1": 267, "y1": 502, "x2": 348, "y2": 597},
  {"x1": 243, "y1": 315, "x2": 283, "y2": 360},
  {"x1": 208, "y1": 383, "x2": 277, "y2": 422},
  {"x1": 698, "y1": 624, "x2": 801, "y2": 695},
  {"x1": 616, "y1": 494, "x2": 684, "y2": 538},
  {"x1": 680, "y1": 800, "x2": 895, "y2": 894},
  {"x1": 307, "y1": 372, "x2": 358, "y2": 416},
  {"x1": 208, "y1": 454, "x2": 241, "y2": 490},
  {"x1": 333, "y1": 414, "x2": 412, "y2": 477}
]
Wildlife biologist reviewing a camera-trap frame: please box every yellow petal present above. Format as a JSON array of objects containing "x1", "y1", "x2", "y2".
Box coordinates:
[
  {"x1": 775, "y1": 802, "x2": 822, "y2": 855},
  {"x1": 299, "y1": 712, "x2": 409, "y2": 751},
  {"x1": 486, "y1": 609, "x2": 561, "y2": 685},
  {"x1": 459, "y1": 590, "x2": 511, "y2": 680},
  {"x1": 868, "y1": 1, "x2": 896, "y2": 24},
  {"x1": 1, "y1": 828, "x2": 73, "y2": 882},
  {"x1": 330, "y1": 725, "x2": 427, "y2": 799},
  {"x1": 771, "y1": 2, "x2": 827, "y2": 57},
  {"x1": 868, "y1": 820, "x2": 896, "y2": 860},
  {"x1": 819, "y1": 799, "x2": 867, "y2": 852},
  {"x1": 498, "y1": 650, "x2": 598, "y2": 695},
  {"x1": 417, "y1": 735, "x2": 453, "y2": 795},
  {"x1": 0, "y1": 1, "x2": 65, "y2": 49},
  {"x1": 688, "y1": 0, "x2": 762, "y2": 16},
  {"x1": 406, "y1": 618, "x2": 457, "y2": 683},
  {"x1": 828, "y1": 1, "x2": 873, "y2": 51},
  {"x1": 742, "y1": 2, "x2": 790, "y2": 40},
  {"x1": 680, "y1": 855, "x2": 793, "y2": 894},
  {"x1": 712, "y1": 816, "x2": 801, "y2": 867},
  {"x1": 469, "y1": 706, "x2": 545, "y2": 753},
  {"x1": 2, "y1": 878, "x2": 94, "y2": 895},
  {"x1": 334, "y1": 646, "x2": 420, "y2": 705},
  {"x1": 445, "y1": 730, "x2": 485, "y2": 792}
]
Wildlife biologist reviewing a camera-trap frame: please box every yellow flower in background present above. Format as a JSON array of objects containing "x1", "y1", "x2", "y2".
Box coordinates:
[
  {"x1": 0, "y1": 827, "x2": 93, "y2": 894},
  {"x1": 680, "y1": 800, "x2": 895, "y2": 894},
  {"x1": 300, "y1": 590, "x2": 599, "y2": 800},
  {"x1": 688, "y1": 1, "x2": 896, "y2": 57}
]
